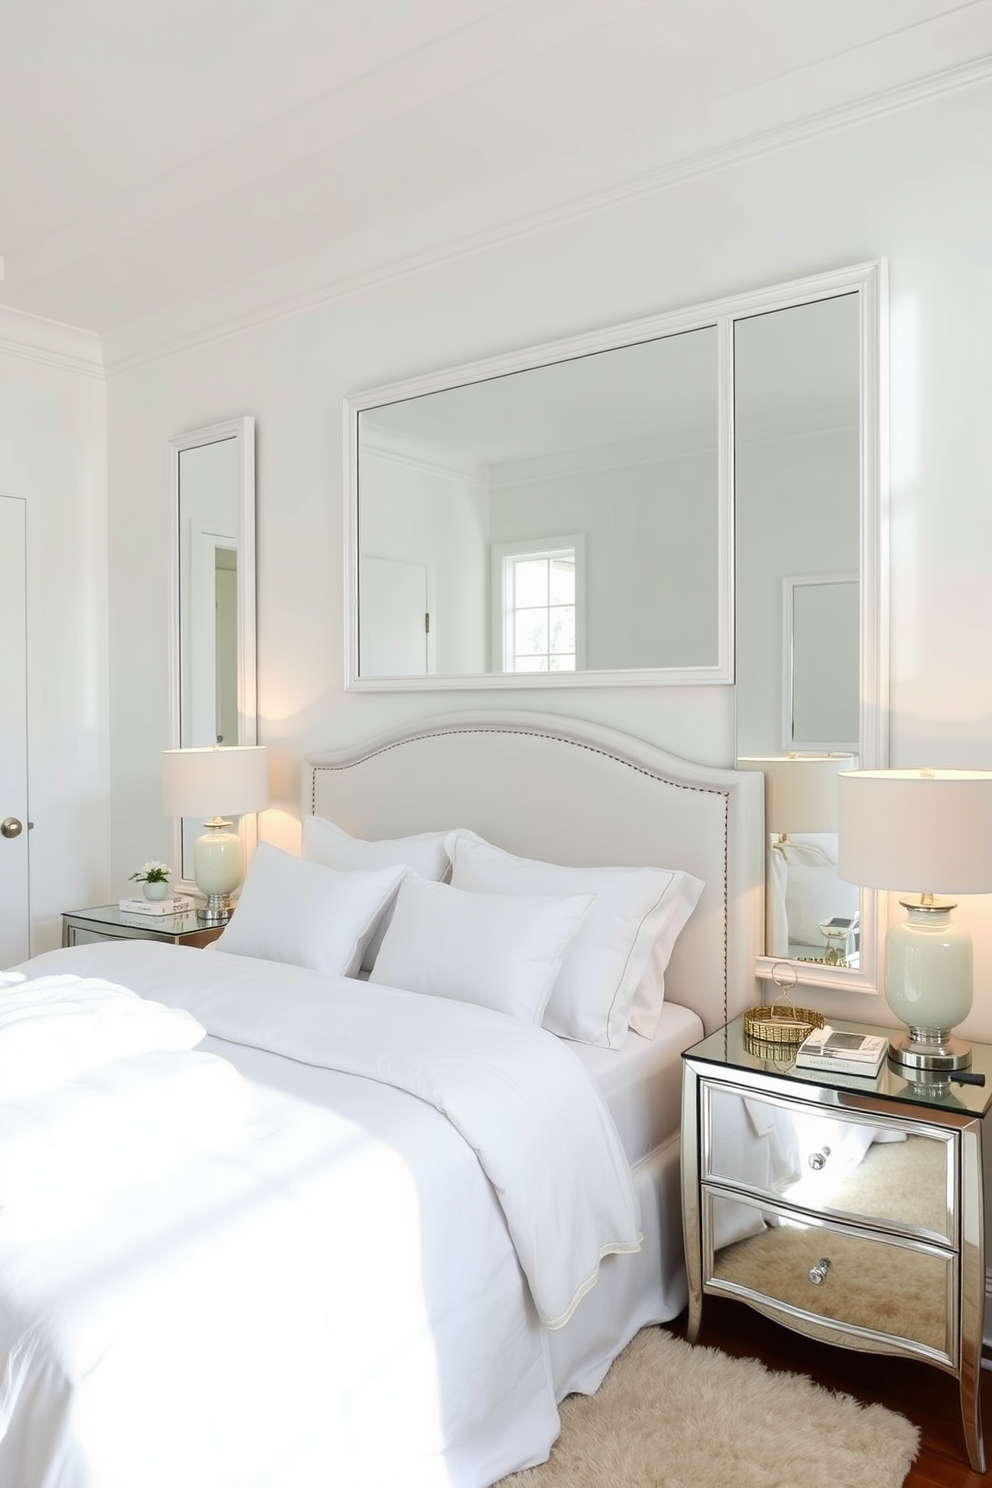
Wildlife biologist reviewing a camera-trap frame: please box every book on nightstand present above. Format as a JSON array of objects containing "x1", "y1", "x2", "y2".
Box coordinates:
[
  {"x1": 794, "y1": 1025, "x2": 888, "y2": 1076},
  {"x1": 118, "y1": 896, "x2": 195, "y2": 917}
]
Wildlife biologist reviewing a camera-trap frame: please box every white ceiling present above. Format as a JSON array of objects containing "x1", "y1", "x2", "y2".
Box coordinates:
[{"x1": 2, "y1": 0, "x2": 991, "y2": 341}]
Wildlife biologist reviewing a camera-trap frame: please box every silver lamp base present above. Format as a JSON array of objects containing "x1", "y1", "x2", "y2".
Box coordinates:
[
  {"x1": 196, "y1": 892, "x2": 234, "y2": 924},
  {"x1": 888, "y1": 1027, "x2": 972, "y2": 1072}
]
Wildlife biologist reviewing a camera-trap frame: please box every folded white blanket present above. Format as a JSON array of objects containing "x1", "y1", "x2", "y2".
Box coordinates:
[{"x1": 0, "y1": 971, "x2": 205, "y2": 1101}]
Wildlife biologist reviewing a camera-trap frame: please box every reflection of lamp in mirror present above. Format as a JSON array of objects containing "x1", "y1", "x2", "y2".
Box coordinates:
[
  {"x1": 738, "y1": 753, "x2": 855, "y2": 962},
  {"x1": 838, "y1": 769, "x2": 992, "y2": 1071},
  {"x1": 162, "y1": 746, "x2": 269, "y2": 923},
  {"x1": 738, "y1": 752, "x2": 852, "y2": 839}
]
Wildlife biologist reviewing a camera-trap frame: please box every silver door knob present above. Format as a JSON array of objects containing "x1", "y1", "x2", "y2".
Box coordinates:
[
  {"x1": 808, "y1": 1146, "x2": 832, "y2": 1171},
  {"x1": 1, "y1": 817, "x2": 23, "y2": 839}
]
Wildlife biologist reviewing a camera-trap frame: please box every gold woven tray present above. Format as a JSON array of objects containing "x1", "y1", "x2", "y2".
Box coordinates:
[{"x1": 743, "y1": 1004, "x2": 825, "y2": 1047}]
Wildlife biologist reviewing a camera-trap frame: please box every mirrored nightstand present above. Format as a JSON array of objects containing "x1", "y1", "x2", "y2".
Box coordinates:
[{"x1": 62, "y1": 904, "x2": 224, "y2": 949}]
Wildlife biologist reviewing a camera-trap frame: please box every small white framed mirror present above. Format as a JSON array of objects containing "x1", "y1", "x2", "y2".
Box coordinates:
[{"x1": 168, "y1": 417, "x2": 257, "y2": 886}]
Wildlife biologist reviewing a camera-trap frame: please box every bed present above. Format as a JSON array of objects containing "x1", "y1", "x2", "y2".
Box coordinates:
[{"x1": 1, "y1": 710, "x2": 764, "y2": 1488}]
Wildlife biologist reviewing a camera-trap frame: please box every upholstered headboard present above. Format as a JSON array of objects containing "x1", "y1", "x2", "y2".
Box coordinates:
[{"x1": 303, "y1": 712, "x2": 764, "y2": 1034}]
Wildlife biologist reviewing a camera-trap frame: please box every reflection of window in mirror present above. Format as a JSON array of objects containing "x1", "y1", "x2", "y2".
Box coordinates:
[{"x1": 492, "y1": 536, "x2": 584, "y2": 672}]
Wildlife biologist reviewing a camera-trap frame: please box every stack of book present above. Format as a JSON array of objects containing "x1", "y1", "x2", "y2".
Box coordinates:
[
  {"x1": 794, "y1": 1025, "x2": 887, "y2": 1077},
  {"x1": 118, "y1": 895, "x2": 195, "y2": 917}
]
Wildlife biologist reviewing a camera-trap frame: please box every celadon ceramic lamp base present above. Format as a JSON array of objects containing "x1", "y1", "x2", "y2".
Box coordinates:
[
  {"x1": 885, "y1": 900, "x2": 973, "y2": 1071},
  {"x1": 193, "y1": 818, "x2": 244, "y2": 923}
]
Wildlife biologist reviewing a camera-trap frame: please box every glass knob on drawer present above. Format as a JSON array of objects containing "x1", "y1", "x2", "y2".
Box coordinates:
[
  {"x1": 808, "y1": 1146, "x2": 832, "y2": 1171},
  {"x1": 808, "y1": 1257, "x2": 831, "y2": 1286}
]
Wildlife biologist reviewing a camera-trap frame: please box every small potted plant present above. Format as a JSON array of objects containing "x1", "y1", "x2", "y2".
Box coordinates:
[{"x1": 130, "y1": 861, "x2": 173, "y2": 902}]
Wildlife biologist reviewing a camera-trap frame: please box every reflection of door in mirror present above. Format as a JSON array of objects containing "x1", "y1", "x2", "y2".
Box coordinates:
[
  {"x1": 179, "y1": 438, "x2": 238, "y2": 749},
  {"x1": 169, "y1": 418, "x2": 256, "y2": 887},
  {"x1": 359, "y1": 555, "x2": 436, "y2": 676}
]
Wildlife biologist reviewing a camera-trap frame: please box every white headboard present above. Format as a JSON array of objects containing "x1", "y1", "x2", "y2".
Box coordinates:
[{"x1": 303, "y1": 711, "x2": 764, "y2": 1034}]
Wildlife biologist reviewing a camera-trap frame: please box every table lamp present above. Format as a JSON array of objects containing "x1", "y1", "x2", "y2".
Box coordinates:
[
  {"x1": 738, "y1": 753, "x2": 853, "y2": 839},
  {"x1": 162, "y1": 745, "x2": 269, "y2": 922},
  {"x1": 837, "y1": 768, "x2": 992, "y2": 1070}
]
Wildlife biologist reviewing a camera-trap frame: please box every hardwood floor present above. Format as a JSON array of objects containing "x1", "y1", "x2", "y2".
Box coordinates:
[{"x1": 669, "y1": 1298, "x2": 990, "y2": 1487}]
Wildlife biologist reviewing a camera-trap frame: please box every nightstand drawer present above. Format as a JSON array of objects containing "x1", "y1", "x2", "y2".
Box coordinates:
[
  {"x1": 701, "y1": 1082, "x2": 956, "y2": 1244},
  {"x1": 703, "y1": 1189, "x2": 956, "y2": 1361}
]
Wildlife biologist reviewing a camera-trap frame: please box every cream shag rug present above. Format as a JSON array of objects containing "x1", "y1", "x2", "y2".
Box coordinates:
[{"x1": 497, "y1": 1328, "x2": 919, "y2": 1488}]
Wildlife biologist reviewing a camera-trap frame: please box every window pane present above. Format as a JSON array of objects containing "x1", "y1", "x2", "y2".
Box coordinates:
[
  {"x1": 548, "y1": 560, "x2": 574, "y2": 606},
  {"x1": 549, "y1": 655, "x2": 576, "y2": 671},
  {"x1": 515, "y1": 656, "x2": 548, "y2": 672},
  {"x1": 515, "y1": 608, "x2": 548, "y2": 655},
  {"x1": 549, "y1": 606, "x2": 575, "y2": 654},
  {"x1": 515, "y1": 559, "x2": 548, "y2": 608}
]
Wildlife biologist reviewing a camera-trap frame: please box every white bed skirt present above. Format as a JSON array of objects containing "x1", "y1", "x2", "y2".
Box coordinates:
[{"x1": 550, "y1": 1133, "x2": 685, "y2": 1399}]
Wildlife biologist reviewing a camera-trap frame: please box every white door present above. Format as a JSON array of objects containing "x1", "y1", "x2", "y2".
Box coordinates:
[
  {"x1": 359, "y1": 556, "x2": 435, "y2": 676},
  {"x1": 0, "y1": 496, "x2": 30, "y2": 965}
]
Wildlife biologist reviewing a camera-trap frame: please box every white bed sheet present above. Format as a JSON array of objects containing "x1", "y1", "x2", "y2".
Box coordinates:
[{"x1": 568, "y1": 1001, "x2": 703, "y2": 1166}]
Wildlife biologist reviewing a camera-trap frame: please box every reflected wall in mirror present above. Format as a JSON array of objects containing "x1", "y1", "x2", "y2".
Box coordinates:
[
  {"x1": 348, "y1": 318, "x2": 730, "y2": 687},
  {"x1": 168, "y1": 417, "x2": 257, "y2": 886},
  {"x1": 733, "y1": 270, "x2": 887, "y2": 993}
]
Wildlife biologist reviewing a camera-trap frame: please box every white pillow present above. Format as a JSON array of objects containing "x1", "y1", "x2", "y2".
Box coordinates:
[
  {"x1": 368, "y1": 873, "x2": 592, "y2": 1025},
  {"x1": 216, "y1": 843, "x2": 407, "y2": 977},
  {"x1": 445, "y1": 830, "x2": 704, "y2": 1047},
  {"x1": 302, "y1": 816, "x2": 451, "y2": 970}
]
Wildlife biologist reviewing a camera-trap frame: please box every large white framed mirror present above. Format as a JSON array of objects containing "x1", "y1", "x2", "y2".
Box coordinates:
[
  {"x1": 346, "y1": 309, "x2": 733, "y2": 687},
  {"x1": 168, "y1": 417, "x2": 257, "y2": 887}
]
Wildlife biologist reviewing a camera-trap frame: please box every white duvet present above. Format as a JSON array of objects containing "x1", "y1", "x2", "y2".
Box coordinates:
[{"x1": 1, "y1": 943, "x2": 642, "y2": 1488}]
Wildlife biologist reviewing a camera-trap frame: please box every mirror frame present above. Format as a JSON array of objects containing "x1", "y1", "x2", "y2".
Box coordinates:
[
  {"x1": 168, "y1": 416, "x2": 257, "y2": 889},
  {"x1": 344, "y1": 305, "x2": 735, "y2": 689}
]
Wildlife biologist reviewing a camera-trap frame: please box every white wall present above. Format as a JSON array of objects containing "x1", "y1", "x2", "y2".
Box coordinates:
[
  {"x1": 0, "y1": 311, "x2": 109, "y2": 953},
  {"x1": 105, "y1": 78, "x2": 992, "y2": 1034}
]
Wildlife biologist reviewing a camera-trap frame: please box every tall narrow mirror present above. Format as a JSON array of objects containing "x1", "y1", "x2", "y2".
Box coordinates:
[
  {"x1": 734, "y1": 266, "x2": 887, "y2": 993},
  {"x1": 169, "y1": 417, "x2": 257, "y2": 885}
]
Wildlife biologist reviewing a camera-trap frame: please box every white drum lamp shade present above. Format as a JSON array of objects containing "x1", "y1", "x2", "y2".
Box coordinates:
[
  {"x1": 163, "y1": 746, "x2": 269, "y2": 922},
  {"x1": 738, "y1": 753, "x2": 853, "y2": 835},
  {"x1": 838, "y1": 769, "x2": 992, "y2": 1070}
]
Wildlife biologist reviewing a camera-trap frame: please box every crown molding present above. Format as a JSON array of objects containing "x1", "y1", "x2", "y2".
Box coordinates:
[
  {"x1": 101, "y1": 52, "x2": 992, "y2": 377},
  {"x1": 0, "y1": 303, "x2": 103, "y2": 377}
]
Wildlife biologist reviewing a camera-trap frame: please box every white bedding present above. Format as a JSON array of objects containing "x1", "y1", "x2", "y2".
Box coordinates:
[{"x1": 2, "y1": 942, "x2": 646, "y2": 1488}]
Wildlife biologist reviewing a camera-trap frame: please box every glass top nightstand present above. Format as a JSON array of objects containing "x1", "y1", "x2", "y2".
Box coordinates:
[
  {"x1": 62, "y1": 904, "x2": 224, "y2": 949},
  {"x1": 685, "y1": 1012, "x2": 992, "y2": 1120}
]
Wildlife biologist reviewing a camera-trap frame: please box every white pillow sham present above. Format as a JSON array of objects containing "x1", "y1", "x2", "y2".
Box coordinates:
[
  {"x1": 302, "y1": 815, "x2": 451, "y2": 970},
  {"x1": 444, "y1": 830, "x2": 704, "y2": 1047},
  {"x1": 216, "y1": 843, "x2": 407, "y2": 977},
  {"x1": 368, "y1": 873, "x2": 592, "y2": 1025}
]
